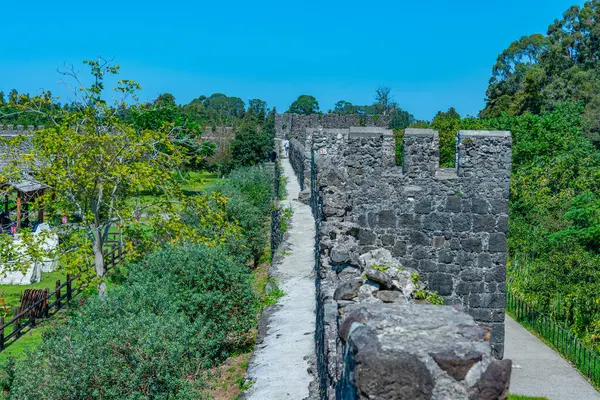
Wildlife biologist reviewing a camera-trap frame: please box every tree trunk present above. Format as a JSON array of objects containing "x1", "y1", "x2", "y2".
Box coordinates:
[{"x1": 93, "y1": 229, "x2": 106, "y2": 297}]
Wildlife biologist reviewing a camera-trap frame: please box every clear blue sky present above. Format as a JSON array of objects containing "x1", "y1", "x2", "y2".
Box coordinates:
[{"x1": 0, "y1": 0, "x2": 584, "y2": 121}]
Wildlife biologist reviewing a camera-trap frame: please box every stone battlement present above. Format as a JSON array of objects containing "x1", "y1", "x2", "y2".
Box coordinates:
[
  {"x1": 305, "y1": 127, "x2": 511, "y2": 181},
  {"x1": 288, "y1": 126, "x2": 512, "y2": 398},
  {"x1": 275, "y1": 113, "x2": 391, "y2": 141},
  {"x1": 0, "y1": 125, "x2": 43, "y2": 136}
]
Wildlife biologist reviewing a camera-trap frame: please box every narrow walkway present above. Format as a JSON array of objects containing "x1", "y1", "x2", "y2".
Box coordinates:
[
  {"x1": 245, "y1": 158, "x2": 316, "y2": 400},
  {"x1": 505, "y1": 315, "x2": 600, "y2": 400}
]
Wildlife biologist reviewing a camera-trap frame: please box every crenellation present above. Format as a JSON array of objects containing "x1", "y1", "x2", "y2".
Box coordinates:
[
  {"x1": 276, "y1": 113, "x2": 391, "y2": 143},
  {"x1": 289, "y1": 124, "x2": 512, "y2": 397},
  {"x1": 0, "y1": 125, "x2": 45, "y2": 136}
]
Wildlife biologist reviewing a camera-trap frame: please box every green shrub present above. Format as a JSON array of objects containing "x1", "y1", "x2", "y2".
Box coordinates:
[
  {"x1": 7, "y1": 289, "x2": 209, "y2": 400},
  {"x1": 127, "y1": 244, "x2": 257, "y2": 353},
  {"x1": 225, "y1": 167, "x2": 274, "y2": 215},
  {"x1": 2, "y1": 243, "x2": 258, "y2": 399},
  {"x1": 201, "y1": 167, "x2": 274, "y2": 266}
]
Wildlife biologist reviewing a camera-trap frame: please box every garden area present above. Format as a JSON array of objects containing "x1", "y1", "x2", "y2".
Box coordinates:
[{"x1": 0, "y1": 58, "x2": 281, "y2": 399}]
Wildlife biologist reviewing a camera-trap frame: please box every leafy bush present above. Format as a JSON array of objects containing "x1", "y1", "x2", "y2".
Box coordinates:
[
  {"x1": 230, "y1": 120, "x2": 274, "y2": 168},
  {"x1": 3, "y1": 243, "x2": 258, "y2": 399},
  {"x1": 225, "y1": 167, "x2": 274, "y2": 215},
  {"x1": 7, "y1": 288, "x2": 210, "y2": 400},
  {"x1": 202, "y1": 167, "x2": 274, "y2": 266},
  {"x1": 127, "y1": 244, "x2": 257, "y2": 353}
]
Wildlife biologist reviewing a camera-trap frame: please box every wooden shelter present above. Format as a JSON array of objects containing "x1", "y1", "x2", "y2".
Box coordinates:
[{"x1": 0, "y1": 177, "x2": 48, "y2": 233}]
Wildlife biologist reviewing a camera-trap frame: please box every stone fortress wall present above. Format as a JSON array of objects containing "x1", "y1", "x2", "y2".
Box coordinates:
[
  {"x1": 288, "y1": 123, "x2": 512, "y2": 399},
  {"x1": 0, "y1": 125, "x2": 44, "y2": 136},
  {"x1": 275, "y1": 113, "x2": 391, "y2": 142}
]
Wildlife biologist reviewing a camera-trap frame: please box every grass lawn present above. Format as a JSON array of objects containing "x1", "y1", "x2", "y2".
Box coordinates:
[
  {"x1": 127, "y1": 170, "x2": 220, "y2": 210},
  {"x1": 0, "y1": 270, "x2": 68, "y2": 313},
  {"x1": 180, "y1": 170, "x2": 220, "y2": 194},
  {"x1": 508, "y1": 395, "x2": 549, "y2": 400},
  {"x1": 0, "y1": 323, "x2": 49, "y2": 362}
]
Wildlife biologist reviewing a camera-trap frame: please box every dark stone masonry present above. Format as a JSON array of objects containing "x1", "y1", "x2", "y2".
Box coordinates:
[
  {"x1": 275, "y1": 113, "x2": 390, "y2": 142},
  {"x1": 286, "y1": 121, "x2": 512, "y2": 399}
]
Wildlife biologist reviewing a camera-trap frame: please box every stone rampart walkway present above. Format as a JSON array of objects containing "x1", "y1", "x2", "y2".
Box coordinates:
[
  {"x1": 244, "y1": 157, "x2": 316, "y2": 399},
  {"x1": 505, "y1": 315, "x2": 600, "y2": 400}
]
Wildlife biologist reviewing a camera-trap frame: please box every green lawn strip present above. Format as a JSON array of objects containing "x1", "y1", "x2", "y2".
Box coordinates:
[
  {"x1": 179, "y1": 171, "x2": 219, "y2": 193},
  {"x1": 126, "y1": 170, "x2": 220, "y2": 212},
  {"x1": 0, "y1": 322, "x2": 49, "y2": 362},
  {"x1": 508, "y1": 395, "x2": 549, "y2": 400},
  {"x1": 0, "y1": 270, "x2": 68, "y2": 313}
]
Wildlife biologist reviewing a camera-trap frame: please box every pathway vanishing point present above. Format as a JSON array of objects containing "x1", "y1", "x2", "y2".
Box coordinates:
[{"x1": 245, "y1": 157, "x2": 316, "y2": 400}]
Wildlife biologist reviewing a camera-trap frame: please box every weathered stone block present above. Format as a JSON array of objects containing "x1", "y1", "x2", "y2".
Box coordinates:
[
  {"x1": 381, "y1": 234, "x2": 395, "y2": 246},
  {"x1": 472, "y1": 198, "x2": 490, "y2": 214},
  {"x1": 334, "y1": 278, "x2": 363, "y2": 301},
  {"x1": 358, "y1": 229, "x2": 376, "y2": 245},
  {"x1": 488, "y1": 233, "x2": 507, "y2": 252},
  {"x1": 497, "y1": 215, "x2": 509, "y2": 233},
  {"x1": 433, "y1": 236, "x2": 445, "y2": 248},
  {"x1": 424, "y1": 213, "x2": 451, "y2": 231},
  {"x1": 477, "y1": 253, "x2": 493, "y2": 269},
  {"x1": 461, "y1": 237, "x2": 482, "y2": 252},
  {"x1": 410, "y1": 230, "x2": 429, "y2": 246},
  {"x1": 452, "y1": 214, "x2": 472, "y2": 232},
  {"x1": 338, "y1": 304, "x2": 511, "y2": 399},
  {"x1": 429, "y1": 273, "x2": 453, "y2": 296},
  {"x1": 473, "y1": 215, "x2": 496, "y2": 233},
  {"x1": 419, "y1": 260, "x2": 439, "y2": 272},
  {"x1": 399, "y1": 213, "x2": 421, "y2": 229},
  {"x1": 438, "y1": 249, "x2": 455, "y2": 264},
  {"x1": 445, "y1": 195, "x2": 462, "y2": 212},
  {"x1": 414, "y1": 198, "x2": 432, "y2": 214},
  {"x1": 377, "y1": 210, "x2": 396, "y2": 228},
  {"x1": 391, "y1": 241, "x2": 407, "y2": 257}
]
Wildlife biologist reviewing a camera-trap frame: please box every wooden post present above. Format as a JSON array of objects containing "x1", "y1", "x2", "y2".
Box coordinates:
[
  {"x1": 0, "y1": 316, "x2": 4, "y2": 351},
  {"x1": 66, "y1": 274, "x2": 72, "y2": 304},
  {"x1": 15, "y1": 197, "x2": 21, "y2": 229},
  {"x1": 12, "y1": 307, "x2": 20, "y2": 338},
  {"x1": 23, "y1": 201, "x2": 29, "y2": 228},
  {"x1": 55, "y1": 280, "x2": 61, "y2": 310},
  {"x1": 37, "y1": 193, "x2": 44, "y2": 224}
]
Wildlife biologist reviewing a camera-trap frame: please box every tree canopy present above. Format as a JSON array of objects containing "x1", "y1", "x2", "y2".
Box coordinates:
[
  {"x1": 287, "y1": 95, "x2": 320, "y2": 114},
  {"x1": 482, "y1": 0, "x2": 600, "y2": 143}
]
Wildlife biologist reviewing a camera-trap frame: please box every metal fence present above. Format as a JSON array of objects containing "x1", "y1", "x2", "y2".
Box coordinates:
[{"x1": 506, "y1": 288, "x2": 600, "y2": 387}]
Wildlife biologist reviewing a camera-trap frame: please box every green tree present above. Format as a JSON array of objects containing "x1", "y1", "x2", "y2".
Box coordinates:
[
  {"x1": 229, "y1": 119, "x2": 274, "y2": 168},
  {"x1": 431, "y1": 107, "x2": 461, "y2": 167},
  {"x1": 248, "y1": 99, "x2": 268, "y2": 121},
  {"x1": 1, "y1": 59, "x2": 211, "y2": 296},
  {"x1": 331, "y1": 100, "x2": 359, "y2": 115},
  {"x1": 287, "y1": 95, "x2": 319, "y2": 114}
]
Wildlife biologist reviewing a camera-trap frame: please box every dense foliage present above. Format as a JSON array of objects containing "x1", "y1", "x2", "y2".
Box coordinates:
[
  {"x1": 476, "y1": 0, "x2": 600, "y2": 345},
  {"x1": 0, "y1": 164, "x2": 274, "y2": 399},
  {"x1": 481, "y1": 0, "x2": 600, "y2": 145},
  {"x1": 287, "y1": 94, "x2": 320, "y2": 114},
  {"x1": 199, "y1": 167, "x2": 274, "y2": 266}
]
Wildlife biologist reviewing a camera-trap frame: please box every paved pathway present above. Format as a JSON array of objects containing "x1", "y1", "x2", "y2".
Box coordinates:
[
  {"x1": 245, "y1": 158, "x2": 316, "y2": 400},
  {"x1": 505, "y1": 315, "x2": 600, "y2": 400}
]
